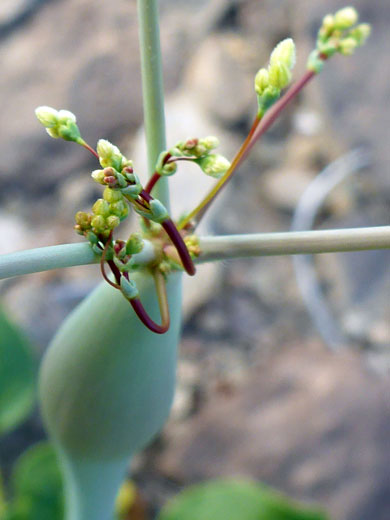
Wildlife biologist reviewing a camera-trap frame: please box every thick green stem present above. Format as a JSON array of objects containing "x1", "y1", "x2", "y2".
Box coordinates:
[
  {"x1": 137, "y1": 0, "x2": 169, "y2": 209},
  {"x1": 197, "y1": 227, "x2": 390, "y2": 262},
  {"x1": 1, "y1": 227, "x2": 389, "y2": 281}
]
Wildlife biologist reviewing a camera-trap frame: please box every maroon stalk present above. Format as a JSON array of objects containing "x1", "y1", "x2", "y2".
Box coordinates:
[
  {"x1": 129, "y1": 298, "x2": 169, "y2": 334},
  {"x1": 140, "y1": 190, "x2": 196, "y2": 276}
]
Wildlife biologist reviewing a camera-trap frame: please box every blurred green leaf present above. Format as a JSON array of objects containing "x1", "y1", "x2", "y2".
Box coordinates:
[
  {"x1": 157, "y1": 479, "x2": 328, "y2": 520},
  {"x1": 0, "y1": 307, "x2": 35, "y2": 435},
  {"x1": 6, "y1": 442, "x2": 64, "y2": 520}
]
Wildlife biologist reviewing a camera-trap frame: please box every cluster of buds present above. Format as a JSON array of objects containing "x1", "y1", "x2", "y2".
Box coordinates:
[
  {"x1": 74, "y1": 188, "x2": 128, "y2": 244},
  {"x1": 155, "y1": 136, "x2": 231, "y2": 179},
  {"x1": 254, "y1": 38, "x2": 296, "y2": 117},
  {"x1": 307, "y1": 7, "x2": 371, "y2": 72},
  {"x1": 35, "y1": 106, "x2": 83, "y2": 143},
  {"x1": 91, "y1": 140, "x2": 143, "y2": 198}
]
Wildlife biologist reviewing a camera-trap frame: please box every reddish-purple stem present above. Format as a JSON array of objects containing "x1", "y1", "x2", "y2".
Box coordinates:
[
  {"x1": 129, "y1": 298, "x2": 169, "y2": 334},
  {"x1": 140, "y1": 190, "x2": 196, "y2": 276}
]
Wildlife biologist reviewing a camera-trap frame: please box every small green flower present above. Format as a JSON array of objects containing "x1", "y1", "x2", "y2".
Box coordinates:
[
  {"x1": 334, "y1": 6, "x2": 358, "y2": 30},
  {"x1": 35, "y1": 106, "x2": 82, "y2": 143},
  {"x1": 196, "y1": 154, "x2": 231, "y2": 178}
]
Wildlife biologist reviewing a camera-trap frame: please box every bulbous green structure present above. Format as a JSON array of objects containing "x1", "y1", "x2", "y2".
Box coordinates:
[{"x1": 39, "y1": 271, "x2": 182, "y2": 520}]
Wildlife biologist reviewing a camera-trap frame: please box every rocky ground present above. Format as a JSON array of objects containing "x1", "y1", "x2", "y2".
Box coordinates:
[{"x1": 0, "y1": 1, "x2": 389, "y2": 519}]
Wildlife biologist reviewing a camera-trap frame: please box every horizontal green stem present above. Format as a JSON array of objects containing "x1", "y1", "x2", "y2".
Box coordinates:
[
  {"x1": 198, "y1": 226, "x2": 390, "y2": 262},
  {"x1": 0, "y1": 227, "x2": 389, "y2": 281}
]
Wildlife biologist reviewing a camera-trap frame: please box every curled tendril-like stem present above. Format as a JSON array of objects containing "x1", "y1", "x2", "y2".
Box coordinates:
[{"x1": 126, "y1": 269, "x2": 170, "y2": 335}]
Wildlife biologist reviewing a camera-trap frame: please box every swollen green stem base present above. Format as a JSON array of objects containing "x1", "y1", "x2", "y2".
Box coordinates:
[{"x1": 39, "y1": 271, "x2": 183, "y2": 520}]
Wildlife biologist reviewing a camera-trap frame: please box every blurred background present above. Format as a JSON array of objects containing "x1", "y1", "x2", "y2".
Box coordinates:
[{"x1": 0, "y1": 0, "x2": 389, "y2": 518}]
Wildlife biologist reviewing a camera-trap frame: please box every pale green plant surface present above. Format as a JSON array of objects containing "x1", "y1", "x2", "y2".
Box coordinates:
[{"x1": 0, "y1": 3, "x2": 387, "y2": 520}]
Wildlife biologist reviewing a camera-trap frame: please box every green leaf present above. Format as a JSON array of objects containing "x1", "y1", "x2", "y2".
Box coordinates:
[
  {"x1": 7, "y1": 443, "x2": 64, "y2": 520},
  {"x1": 157, "y1": 479, "x2": 328, "y2": 520},
  {"x1": 0, "y1": 308, "x2": 35, "y2": 436}
]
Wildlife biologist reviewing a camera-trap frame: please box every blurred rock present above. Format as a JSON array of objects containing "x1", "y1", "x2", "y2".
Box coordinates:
[
  {"x1": 157, "y1": 343, "x2": 390, "y2": 520},
  {"x1": 260, "y1": 167, "x2": 315, "y2": 211}
]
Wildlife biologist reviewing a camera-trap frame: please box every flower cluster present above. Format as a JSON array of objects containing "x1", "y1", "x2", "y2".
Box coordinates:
[
  {"x1": 155, "y1": 136, "x2": 231, "y2": 179},
  {"x1": 307, "y1": 7, "x2": 371, "y2": 72},
  {"x1": 35, "y1": 106, "x2": 83, "y2": 143},
  {"x1": 254, "y1": 38, "x2": 296, "y2": 116}
]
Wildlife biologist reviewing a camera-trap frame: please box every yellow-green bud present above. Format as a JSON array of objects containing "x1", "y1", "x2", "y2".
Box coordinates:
[
  {"x1": 106, "y1": 215, "x2": 120, "y2": 229},
  {"x1": 97, "y1": 139, "x2": 123, "y2": 169},
  {"x1": 57, "y1": 109, "x2": 76, "y2": 125},
  {"x1": 103, "y1": 187, "x2": 123, "y2": 203},
  {"x1": 91, "y1": 215, "x2": 106, "y2": 233},
  {"x1": 35, "y1": 106, "x2": 58, "y2": 128},
  {"x1": 109, "y1": 200, "x2": 126, "y2": 217},
  {"x1": 322, "y1": 14, "x2": 335, "y2": 34},
  {"x1": 269, "y1": 38, "x2": 296, "y2": 70},
  {"x1": 36, "y1": 106, "x2": 81, "y2": 142},
  {"x1": 268, "y1": 62, "x2": 291, "y2": 90},
  {"x1": 91, "y1": 169, "x2": 106, "y2": 185},
  {"x1": 197, "y1": 154, "x2": 231, "y2": 178},
  {"x1": 92, "y1": 199, "x2": 110, "y2": 217},
  {"x1": 334, "y1": 7, "x2": 358, "y2": 30},
  {"x1": 349, "y1": 23, "x2": 371, "y2": 45},
  {"x1": 160, "y1": 162, "x2": 177, "y2": 176},
  {"x1": 339, "y1": 37, "x2": 358, "y2": 55},
  {"x1": 201, "y1": 136, "x2": 219, "y2": 151},
  {"x1": 254, "y1": 68, "x2": 269, "y2": 96},
  {"x1": 75, "y1": 211, "x2": 90, "y2": 228}
]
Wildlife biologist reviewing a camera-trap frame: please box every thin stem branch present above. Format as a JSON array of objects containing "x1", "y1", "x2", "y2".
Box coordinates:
[
  {"x1": 137, "y1": 0, "x2": 169, "y2": 209},
  {"x1": 178, "y1": 114, "x2": 261, "y2": 230},
  {"x1": 1, "y1": 227, "x2": 389, "y2": 281}
]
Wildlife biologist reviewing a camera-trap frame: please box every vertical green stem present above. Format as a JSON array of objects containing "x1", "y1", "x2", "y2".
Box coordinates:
[{"x1": 137, "y1": 0, "x2": 170, "y2": 209}]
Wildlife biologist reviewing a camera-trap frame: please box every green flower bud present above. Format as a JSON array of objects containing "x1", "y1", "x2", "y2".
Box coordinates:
[
  {"x1": 349, "y1": 23, "x2": 371, "y2": 45},
  {"x1": 91, "y1": 215, "x2": 106, "y2": 233},
  {"x1": 149, "y1": 199, "x2": 169, "y2": 223},
  {"x1": 334, "y1": 7, "x2": 358, "y2": 30},
  {"x1": 197, "y1": 154, "x2": 231, "y2": 179},
  {"x1": 254, "y1": 68, "x2": 269, "y2": 96},
  {"x1": 92, "y1": 199, "x2": 110, "y2": 217},
  {"x1": 109, "y1": 200, "x2": 126, "y2": 217},
  {"x1": 75, "y1": 211, "x2": 91, "y2": 228},
  {"x1": 35, "y1": 106, "x2": 59, "y2": 128},
  {"x1": 91, "y1": 169, "x2": 106, "y2": 185},
  {"x1": 36, "y1": 106, "x2": 81, "y2": 143},
  {"x1": 200, "y1": 136, "x2": 219, "y2": 151},
  {"x1": 268, "y1": 62, "x2": 291, "y2": 90},
  {"x1": 106, "y1": 215, "x2": 120, "y2": 229},
  {"x1": 97, "y1": 139, "x2": 123, "y2": 170},
  {"x1": 103, "y1": 187, "x2": 123, "y2": 203},
  {"x1": 269, "y1": 38, "x2": 296, "y2": 70},
  {"x1": 160, "y1": 162, "x2": 177, "y2": 176},
  {"x1": 339, "y1": 37, "x2": 358, "y2": 55},
  {"x1": 120, "y1": 277, "x2": 139, "y2": 300},
  {"x1": 126, "y1": 233, "x2": 144, "y2": 255},
  {"x1": 57, "y1": 109, "x2": 76, "y2": 124},
  {"x1": 321, "y1": 14, "x2": 335, "y2": 34}
]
